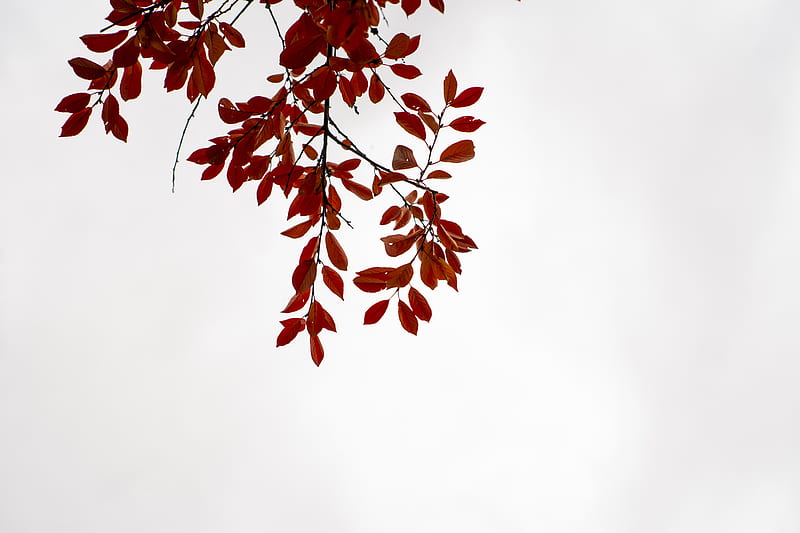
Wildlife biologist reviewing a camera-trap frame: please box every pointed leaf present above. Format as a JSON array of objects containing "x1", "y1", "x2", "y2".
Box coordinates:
[
  {"x1": 398, "y1": 300, "x2": 419, "y2": 335},
  {"x1": 392, "y1": 145, "x2": 418, "y2": 170},
  {"x1": 322, "y1": 266, "x2": 345, "y2": 300},
  {"x1": 325, "y1": 231, "x2": 348, "y2": 270},
  {"x1": 68, "y1": 57, "x2": 107, "y2": 80},
  {"x1": 451, "y1": 87, "x2": 484, "y2": 108},
  {"x1": 55, "y1": 93, "x2": 90, "y2": 113},
  {"x1": 364, "y1": 299, "x2": 390, "y2": 324},
  {"x1": 59, "y1": 107, "x2": 92, "y2": 137},
  {"x1": 408, "y1": 287, "x2": 432, "y2": 321},
  {"x1": 80, "y1": 30, "x2": 129, "y2": 53},
  {"x1": 439, "y1": 139, "x2": 475, "y2": 163}
]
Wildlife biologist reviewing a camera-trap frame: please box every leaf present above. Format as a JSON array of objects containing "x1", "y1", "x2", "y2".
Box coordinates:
[
  {"x1": 439, "y1": 140, "x2": 475, "y2": 163},
  {"x1": 408, "y1": 287, "x2": 432, "y2": 321},
  {"x1": 256, "y1": 177, "x2": 273, "y2": 205},
  {"x1": 443, "y1": 70, "x2": 457, "y2": 104},
  {"x1": 340, "y1": 178, "x2": 373, "y2": 201},
  {"x1": 426, "y1": 170, "x2": 452, "y2": 179},
  {"x1": 401, "y1": 92, "x2": 431, "y2": 112},
  {"x1": 401, "y1": 0, "x2": 422, "y2": 16},
  {"x1": 59, "y1": 107, "x2": 92, "y2": 137},
  {"x1": 281, "y1": 219, "x2": 315, "y2": 239},
  {"x1": 386, "y1": 264, "x2": 414, "y2": 289},
  {"x1": 450, "y1": 87, "x2": 484, "y2": 108},
  {"x1": 449, "y1": 116, "x2": 485, "y2": 132},
  {"x1": 276, "y1": 318, "x2": 306, "y2": 347},
  {"x1": 325, "y1": 231, "x2": 348, "y2": 270},
  {"x1": 55, "y1": 93, "x2": 90, "y2": 113},
  {"x1": 191, "y1": 49, "x2": 216, "y2": 97},
  {"x1": 390, "y1": 64, "x2": 422, "y2": 79},
  {"x1": 385, "y1": 33, "x2": 410, "y2": 60},
  {"x1": 429, "y1": 0, "x2": 445, "y2": 13},
  {"x1": 353, "y1": 276, "x2": 387, "y2": 293},
  {"x1": 282, "y1": 289, "x2": 310, "y2": 313},
  {"x1": 398, "y1": 300, "x2": 419, "y2": 335},
  {"x1": 394, "y1": 112, "x2": 426, "y2": 141},
  {"x1": 292, "y1": 259, "x2": 317, "y2": 294},
  {"x1": 322, "y1": 266, "x2": 344, "y2": 300},
  {"x1": 364, "y1": 299, "x2": 390, "y2": 325},
  {"x1": 112, "y1": 36, "x2": 140, "y2": 68},
  {"x1": 392, "y1": 145, "x2": 418, "y2": 170},
  {"x1": 120, "y1": 61, "x2": 142, "y2": 101},
  {"x1": 68, "y1": 57, "x2": 107, "y2": 80},
  {"x1": 310, "y1": 334, "x2": 324, "y2": 366},
  {"x1": 368, "y1": 73, "x2": 385, "y2": 103},
  {"x1": 219, "y1": 22, "x2": 246, "y2": 48},
  {"x1": 80, "y1": 30, "x2": 128, "y2": 53},
  {"x1": 110, "y1": 114, "x2": 128, "y2": 142},
  {"x1": 267, "y1": 73, "x2": 284, "y2": 83},
  {"x1": 187, "y1": 0, "x2": 204, "y2": 19},
  {"x1": 218, "y1": 97, "x2": 252, "y2": 124},
  {"x1": 380, "y1": 205, "x2": 402, "y2": 225}
]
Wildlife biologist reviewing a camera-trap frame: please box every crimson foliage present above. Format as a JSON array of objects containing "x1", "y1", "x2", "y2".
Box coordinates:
[{"x1": 57, "y1": 0, "x2": 500, "y2": 365}]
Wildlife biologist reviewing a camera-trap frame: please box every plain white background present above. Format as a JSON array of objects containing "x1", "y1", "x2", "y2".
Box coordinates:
[{"x1": 2, "y1": 1, "x2": 799, "y2": 531}]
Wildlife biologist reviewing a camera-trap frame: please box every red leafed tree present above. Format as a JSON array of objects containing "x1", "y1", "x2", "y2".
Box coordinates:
[{"x1": 57, "y1": 0, "x2": 504, "y2": 366}]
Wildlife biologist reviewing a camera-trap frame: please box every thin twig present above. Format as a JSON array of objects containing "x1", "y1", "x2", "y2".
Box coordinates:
[{"x1": 172, "y1": 96, "x2": 203, "y2": 193}]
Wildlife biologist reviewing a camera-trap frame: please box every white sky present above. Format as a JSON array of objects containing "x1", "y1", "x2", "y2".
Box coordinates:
[{"x1": 2, "y1": 1, "x2": 800, "y2": 531}]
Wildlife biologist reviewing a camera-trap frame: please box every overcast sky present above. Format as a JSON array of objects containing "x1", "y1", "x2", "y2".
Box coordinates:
[{"x1": 2, "y1": 1, "x2": 800, "y2": 532}]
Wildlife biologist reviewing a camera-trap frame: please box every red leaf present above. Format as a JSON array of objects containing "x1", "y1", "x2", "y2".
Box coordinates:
[
  {"x1": 112, "y1": 36, "x2": 140, "y2": 68},
  {"x1": 337, "y1": 158, "x2": 361, "y2": 172},
  {"x1": 427, "y1": 169, "x2": 452, "y2": 179},
  {"x1": 219, "y1": 22, "x2": 245, "y2": 48},
  {"x1": 322, "y1": 266, "x2": 345, "y2": 300},
  {"x1": 201, "y1": 164, "x2": 223, "y2": 180},
  {"x1": 443, "y1": 70, "x2": 457, "y2": 104},
  {"x1": 363, "y1": 299, "x2": 390, "y2": 324},
  {"x1": 385, "y1": 33, "x2": 410, "y2": 60},
  {"x1": 325, "y1": 231, "x2": 348, "y2": 270},
  {"x1": 398, "y1": 300, "x2": 419, "y2": 335},
  {"x1": 390, "y1": 64, "x2": 422, "y2": 79},
  {"x1": 386, "y1": 264, "x2": 414, "y2": 289},
  {"x1": 392, "y1": 145, "x2": 418, "y2": 170},
  {"x1": 281, "y1": 218, "x2": 315, "y2": 239},
  {"x1": 353, "y1": 276, "x2": 387, "y2": 293},
  {"x1": 218, "y1": 97, "x2": 252, "y2": 124},
  {"x1": 257, "y1": 177, "x2": 273, "y2": 205},
  {"x1": 408, "y1": 287, "x2": 432, "y2": 321},
  {"x1": 80, "y1": 30, "x2": 128, "y2": 53},
  {"x1": 401, "y1": 0, "x2": 422, "y2": 16},
  {"x1": 110, "y1": 114, "x2": 129, "y2": 142},
  {"x1": 292, "y1": 259, "x2": 317, "y2": 294},
  {"x1": 340, "y1": 178, "x2": 373, "y2": 201},
  {"x1": 368, "y1": 73, "x2": 385, "y2": 103},
  {"x1": 394, "y1": 112, "x2": 426, "y2": 141},
  {"x1": 450, "y1": 87, "x2": 484, "y2": 108},
  {"x1": 267, "y1": 73, "x2": 284, "y2": 83},
  {"x1": 429, "y1": 0, "x2": 445, "y2": 13},
  {"x1": 59, "y1": 107, "x2": 92, "y2": 137},
  {"x1": 282, "y1": 288, "x2": 310, "y2": 313},
  {"x1": 439, "y1": 139, "x2": 475, "y2": 163},
  {"x1": 276, "y1": 318, "x2": 306, "y2": 347},
  {"x1": 449, "y1": 116, "x2": 485, "y2": 132},
  {"x1": 280, "y1": 35, "x2": 324, "y2": 70},
  {"x1": 55, "y1": 93, "x2": 90, "y2": 113},
  {"x1": 378, "y1": 171, "x2": 407, "y2": 186},
  {"x1": 68, "y1": 57, "x2": 107, "y2": 80},
  {"x1": 187, "y1": 0, "x2": 204, "y2": 19},
  {"x1": 191, "y1": 49, "x2": 216, "y2": 97},
  {"x1": 120, "y1": 61, "x2": 142, "y2": 101},
  {"x1": 310, "y1": 334, "x2": 324, "y2": 366},
  {"x1": 401, "y1": 92, "x2": 431, "y2": 112}
]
